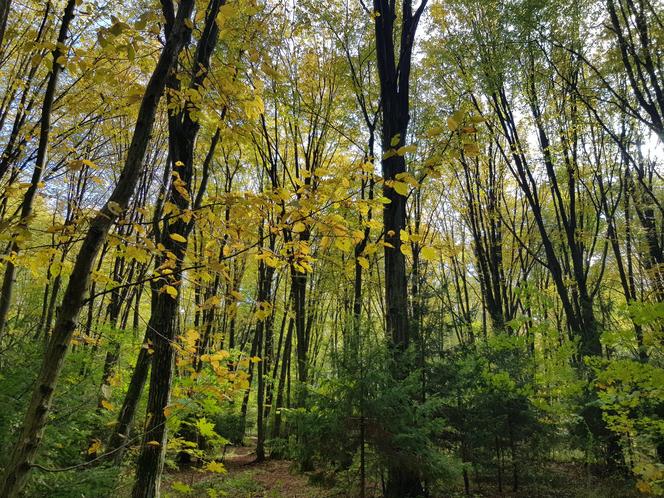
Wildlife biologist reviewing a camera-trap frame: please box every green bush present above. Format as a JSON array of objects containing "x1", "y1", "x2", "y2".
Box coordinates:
[{"x1": 213, "y1": 412, "x2": 246, "y2": 446}]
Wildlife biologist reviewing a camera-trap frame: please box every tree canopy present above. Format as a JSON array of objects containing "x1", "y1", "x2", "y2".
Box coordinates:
[{"x1": 0, "y1": 0, "x2": 662, "y2": 497}]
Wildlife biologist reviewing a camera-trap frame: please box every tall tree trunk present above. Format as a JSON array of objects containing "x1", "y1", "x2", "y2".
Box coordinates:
[
  {"x1": 0, "y1": 0, "x2": 11, "y2": 56},
  {"x1": 254, "y1": 221, "x2": 276, "y2": 461},
  {"x1": 132, "y1": 2, "x2": 224, "y2": 494},
  {"x1": 372, "y1": 0, "x2": 427, "y2": 495},
  {"x1": 270, "y1": 315, "x2": 293, "y2": 441}
]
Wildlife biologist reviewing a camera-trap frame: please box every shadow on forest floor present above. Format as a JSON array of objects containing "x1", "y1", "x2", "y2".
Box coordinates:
[
  {"x1": 162, "y1": 445, "x2": 647, "y2": 498},
  {"x1": 451, "y1": 461, "x2": 647, "y2": 498}
]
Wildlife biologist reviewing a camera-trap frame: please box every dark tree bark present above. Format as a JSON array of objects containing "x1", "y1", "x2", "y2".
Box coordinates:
[
  {"x1": 255, "y1": 223, "x2": 276, "y2": 462},
  {"x1": 372, "y1": 0, "x2": 427, "y2": 495},
  {"x1": 107, "y1": 328, "x2": 152, "y2": 463},
  {"x1": 0, "y1": 0, "x2": 11, "y2": 56},
  {"x1": 131, "y1": 1, "x2": 224, "y2": 494}
]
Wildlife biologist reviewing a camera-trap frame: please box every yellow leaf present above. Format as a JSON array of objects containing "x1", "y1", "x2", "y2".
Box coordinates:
[
  {"x1": 184, "y1": 329, "x2": 199, "y2": 347},
  {"x1": 390, "y1": 133, "x2": 401, "y2": 146},
  {"x1": 292, "y1": 221, "x2": 306, "y2": 233},
  {"x1": 400, "y1": 244, "x2": 412, "y2": 257},
  {"x1": 335, "y1": 237, "x2": 353, "y2": 253},
  {"x1": 46, "y1": 224, "x2": 66, "y2": 233},
  {"x1": 397, "y1": 144, "x2": 417, "y2": 155},
  {"x1": 392, "y1": 181, "x2": 409, "y2": 196},
  {"x1": 146, "y1": 440, "x2": 160, "y2": 447},
  {"x1": 463, "y1": 143, "x2": 480, "y2": 156},
  {"x1": 87, "y1": 439, "x2": 102, "y2": 455},
  {"x1": 67, "y1": 159, "x2": 84, "y2": 171},
  {"x1": 169, "y1": 233, "x2": 187, "y2": 243},
  {"x1": 421, "y1": 246, "x2": 438, "y2": 261},
  {"x1": 447, "y1": 116, "x2": 459, "y2": 132},
  {"x1": 357, "y1": 256, "x2": 369, "y2": 269},
  {"x1": 425, "y1": 126, "x2": 444, "y2": 137},
  {"x1": 100, "y1": 400, "x2": 114, "y2": 411},
  {"x1": 361, "y1": 161, "x2": 374, "y2": 172},
  {"x1": 107, "y1": 201, "x2": 123, "y2": 215},
  {"x1": 205, "y1": 461, "x2": 226, "y2": 473},
  {"x1": 125, "y1": 245, "x2": 149, "y2": 263},
  {"x1": 163, "y1": 285, "x2": 178, "y2": 299},
  {"x1": 264, "y1": 255, "x2": 280, "y2": 268}
]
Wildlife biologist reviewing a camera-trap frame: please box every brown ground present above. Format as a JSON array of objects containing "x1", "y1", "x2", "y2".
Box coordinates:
[
  {"x1": 162, "y1": 444, "x2": 646, "y2": 498},
  {"x1": 164, "y1": 444, "x2": 334, "y2": 497}
]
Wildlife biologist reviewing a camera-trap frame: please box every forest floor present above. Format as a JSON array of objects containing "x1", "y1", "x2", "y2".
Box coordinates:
[
  {"x1": 161, "y1": 442, "x2": 646, "y2": 498},
  {"x1": 163, "y1": 443, "x2": 335, "y2": 497}
]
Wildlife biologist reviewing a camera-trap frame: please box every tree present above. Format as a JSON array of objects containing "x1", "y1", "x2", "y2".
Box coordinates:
[{"x1": 372, "y1": 0, "x2": 428, "y2": 495}]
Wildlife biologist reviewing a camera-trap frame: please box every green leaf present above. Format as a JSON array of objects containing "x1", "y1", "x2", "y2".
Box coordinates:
[
  {"x1": 196, "y1": 417, "x2": 217, "y2": 438},
  {"x1": 172, "y1": 481, "x2": 193, "y2": 494}
]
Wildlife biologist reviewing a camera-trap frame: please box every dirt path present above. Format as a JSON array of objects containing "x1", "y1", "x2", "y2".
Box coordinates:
[{"x1": 164, "y1": 445, "x2": 334, "y2": 497}]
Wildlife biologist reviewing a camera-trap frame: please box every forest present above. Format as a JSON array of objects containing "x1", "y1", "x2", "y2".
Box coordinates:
[{"x1": 0, "y1": 0, "x2": 662, "y2": 496}]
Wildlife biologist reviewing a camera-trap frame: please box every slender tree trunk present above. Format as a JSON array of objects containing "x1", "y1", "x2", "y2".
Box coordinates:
[
  {"x1": 107, "y1": 329, "x2": 152, "y2": 463},
  {"x1": 270, "y1": 316, "x2": 293, "y2": 441},
  {"x1": 254, "y1": 223, "x2": 275, "y2": 461},
  {"x1": 240, "y1": 329, "x2": 260, "y2": 435},
  {"x1": 0, "y1": 0, "x2": 11, "y2": 56},
  {"x1": 131, "y1": 291, "x2": 180, "y2": 498},
  {"x1": 255, "y1": 319, "x2": 266, "y2": 461}
]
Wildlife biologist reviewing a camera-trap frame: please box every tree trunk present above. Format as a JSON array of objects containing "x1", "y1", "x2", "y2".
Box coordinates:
[
  {"x1": 372, "y1": 0, "x2": 427, "y2": 495},
  {"x1": 107, "y1": 329, "x2": 152, "y2": 463},
  {"x1": 0, "y1": 0, "x2": 11, "y2": 56},
  {"x1": 131, "y1": 1, "x2": 224, "y2": 494}
]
